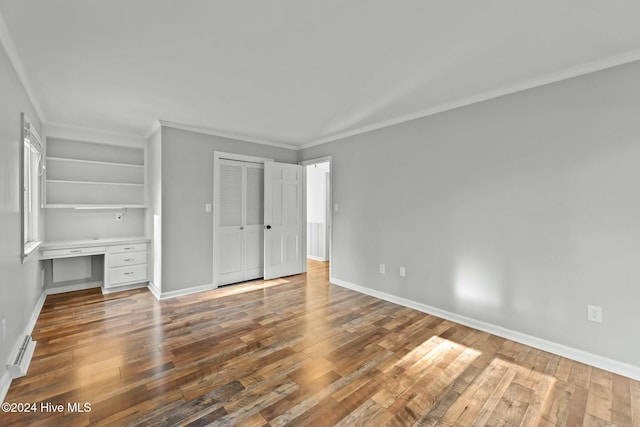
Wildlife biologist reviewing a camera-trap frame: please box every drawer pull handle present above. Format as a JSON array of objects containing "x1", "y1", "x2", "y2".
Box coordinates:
[
  {"x1": 124, "y1": 258, "x2": 134, "y2": 262},
  {"x1": 124, "y1": 272, "x2": 134, "y2": 275},
  {"x1": 123, "y1": 247, "x2": 133, "y2": 250},
  {"x1": 70, "y1": 250, "x2": 82, "y2": 253}
]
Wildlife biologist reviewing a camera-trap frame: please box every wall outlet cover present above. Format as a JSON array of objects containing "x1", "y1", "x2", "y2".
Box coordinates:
[{"x1": 587, "y1": 305, "x2": 603, "y2": 323}]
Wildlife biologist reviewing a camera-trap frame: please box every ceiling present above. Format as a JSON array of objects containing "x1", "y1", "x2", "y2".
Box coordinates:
[{"x1": 1, "y1": 1, "x2": 640, "y2": 148}]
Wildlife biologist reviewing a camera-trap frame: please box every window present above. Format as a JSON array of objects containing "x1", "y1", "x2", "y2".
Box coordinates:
[{"x1": 21, "y1": 113, "x2": 42, "y2": 262}]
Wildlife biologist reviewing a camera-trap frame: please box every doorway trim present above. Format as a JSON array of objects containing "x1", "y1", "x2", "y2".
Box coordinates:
[
  {"x1": 300, "y1": 156, "x2": 333, "y2": 279},
  {"x1": 213, "y1": 151, "x2": 273, "y2": 288}
]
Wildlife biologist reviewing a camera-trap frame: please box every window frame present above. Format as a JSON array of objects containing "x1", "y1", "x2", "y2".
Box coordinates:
[{"x1": 20, "y1": 113, "x2": 43, "y2": 262}]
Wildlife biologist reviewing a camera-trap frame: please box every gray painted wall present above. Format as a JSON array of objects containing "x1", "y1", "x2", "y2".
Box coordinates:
[
  {"x1": 147, "y1": 128, "x2": 162, "y2": 289},
  {"x1": 45, "y1": 208, "x2": 145, "y2": 241},
  {"x1": 300, "y1": 60, "x2": 640, "y2": 366},
  {"x1": 159, "y1": 126, "x2": 297, "y2": 293},
  {"x1": 0, "y1": 42, "x2": 44, "y2": 381}
]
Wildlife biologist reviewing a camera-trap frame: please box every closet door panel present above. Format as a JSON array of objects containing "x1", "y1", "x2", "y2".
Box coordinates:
[{"x1": 218, "y1": 161, "x2": 244, "y2": 285}]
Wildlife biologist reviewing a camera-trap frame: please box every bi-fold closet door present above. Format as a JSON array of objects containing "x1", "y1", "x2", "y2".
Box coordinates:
[{"x1": 218, "y1": 159, "x2": 264, "y2": 285}]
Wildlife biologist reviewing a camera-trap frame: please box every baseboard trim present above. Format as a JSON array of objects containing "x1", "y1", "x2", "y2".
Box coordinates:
[
  {"x1": 1, "y1": 291, "x2": 46, "y2": 403},
  {"x1": 101, "y1": 282, "x2": 147, "y2": 295},
  {"x1": 330, "y1": 276, "x2": 640, "y2": 381},
  {"x1": 0, "y1": 370, "x2": 10, "y2": 404},
  {"x1": 147, "y1": 281, "x2": 161, "y2": 300},
  {"x1": 307, "y1": 255, "x2": 328, "y2": 262},
  {"x1": 45, "y1": 281, "x2": 101, "y2": 295},
  {"x1": 150, "y1": 283, "x2": 216, "y2": 300}
]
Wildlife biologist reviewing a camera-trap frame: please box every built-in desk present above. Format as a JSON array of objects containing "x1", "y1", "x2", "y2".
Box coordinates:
[{"x1": 40, "y1": 237, "x2": 150, "y2": 293}]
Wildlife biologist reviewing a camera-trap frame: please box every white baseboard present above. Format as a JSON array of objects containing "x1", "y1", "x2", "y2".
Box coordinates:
[
  {"x1": 330, "y1": 276, "x2": 640, "y2": 381},
  {"x1": 149, "y1": 283, "x2": 216, "y2": 300},
  {"x1": 101, "y1": 282, "x2": 147, "y2": 295},
  {"x1": 307, "y1": 255, "x2": 328, "y2": 262},
  {"x1": 45, "y1": 281, "x2": 101, "y2": 295},
  {"x1": 0, "y1": 370, "x2": 10, "y2": 404},
  {"x1": 1, "y1": 291, "x2": 46, "y2": 403},
  {"x1": 147, "y1": 281, "x2": 161, "y2": 300}
]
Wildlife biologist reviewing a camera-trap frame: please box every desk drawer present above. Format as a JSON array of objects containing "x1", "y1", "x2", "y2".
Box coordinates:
[
  {"x1": 109, "y1": 251, "x2": 147, "y2": 268},
  {"x1": 108, "y1": 264, "x2": 147, "y2": 287},
  {"x1": 42, "y1": 246, "x2": 105, "y2": 258},
  {"x1": 108, "y1": 243, "x2": 147, "y2": 254}
]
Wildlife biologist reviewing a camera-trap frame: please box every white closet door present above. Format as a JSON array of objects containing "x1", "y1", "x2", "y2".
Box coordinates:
[
  {"x1": 264, "y1": 162, "x2": 304, "y2": 280},
  {"x1": 218, "y1": 160, "x2": 244, "y2": 285},
  {"x1": 243, "y1": 163, "x2": 264, "y2": 281},
  {"x1": 217, "y1": 160, "x2": 264, "y2": 285}
]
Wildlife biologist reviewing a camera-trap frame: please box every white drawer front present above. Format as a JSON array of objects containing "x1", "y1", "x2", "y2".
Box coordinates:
[
  {"x1": 42, "y1": 246, "x2": 106, "y2": 258},
  {"x1": 109, "y1": 251, "x2": 147, "y2": 268},
  {"x1": 108, "y1": 243, "x2": 147, "y2": 254},
  {"x1": 108, "y1": 264, "x2": 147, "y2": 287}
]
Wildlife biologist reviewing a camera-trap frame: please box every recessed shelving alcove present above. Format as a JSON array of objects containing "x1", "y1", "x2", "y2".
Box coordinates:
[{"x1": 45, "y1": 138, "x2": 146, "y2": 208}]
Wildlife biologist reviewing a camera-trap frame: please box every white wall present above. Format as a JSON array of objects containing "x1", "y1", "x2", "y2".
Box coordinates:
[
  {"x1": 0, "y1": 40, "x2": 44, "y2": 397},
  {"x1": 300, "y1": 60, "x2": 640, "y2": 369},
  {"x1": 146, "y1": 127, "x2": 162, "y2": 292},
  {"x1": 159, "y1": 126, "x2": 298, "y2": 293},
  {"x1": 306, "y1": 162, "x2": 330, "y2": 223}
]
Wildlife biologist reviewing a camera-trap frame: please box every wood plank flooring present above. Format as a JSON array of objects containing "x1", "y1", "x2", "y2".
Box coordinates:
[{"x1": 2, "y1": 260, "x2": 639, "y2": 426}]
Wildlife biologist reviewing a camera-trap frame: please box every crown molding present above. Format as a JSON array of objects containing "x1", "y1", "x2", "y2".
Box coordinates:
[
  {"x1": 0, "y1": 11, "x2": 46, "y2": 121},
  {"x1": 158, "y1": 120, "x2": 298, "y2": 151},
  {"x1": 144, "y1": 119, "x2": 162, "y2": 139},
  {"x1": 44, "y1": 121, "x2": 146, "y2": 148},
  {"x1": 300, "y1": 49, "x2": 640, "y2": 150}
]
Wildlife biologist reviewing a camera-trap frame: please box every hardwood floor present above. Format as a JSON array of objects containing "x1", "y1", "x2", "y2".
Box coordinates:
[{"x1": 2, "y1": 260, "x2": 639, "y2": 426}]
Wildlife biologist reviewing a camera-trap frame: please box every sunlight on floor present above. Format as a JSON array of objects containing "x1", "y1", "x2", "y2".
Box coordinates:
[{"x1": 441, "y1": 354, "x2": 557, "y2": 425}]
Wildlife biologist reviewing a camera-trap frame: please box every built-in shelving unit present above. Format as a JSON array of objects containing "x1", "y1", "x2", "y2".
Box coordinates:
[{"x1": 45, "y1": 138, "x2": 146, "y2": 208}]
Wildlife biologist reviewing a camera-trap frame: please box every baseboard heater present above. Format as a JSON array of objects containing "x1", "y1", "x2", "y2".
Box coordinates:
[{"x1": 7, "y1": 335, "x2": 36, "y2": 378}]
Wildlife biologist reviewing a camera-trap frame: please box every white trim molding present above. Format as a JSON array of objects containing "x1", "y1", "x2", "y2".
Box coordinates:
[
  {"x1": 148, "y1": 283, "x2": 215, "y2": 300},
  {"x1": 147, "y1": 281, "x2": 161, "y2": 300},
  {"x1": 0, "y1": 371, "x2": 10, "y2": 404},
  {"x1": 1, "y1": 292, "x2": 46, "y2": 403},
  {"x1": 0, "y1": 11, "x2": 45, "y2": 121},
  {"x1": 159, "y1": 120, "x2": 298, "y2": 151},
  {"x1": 330, "y1": 276, "x2": 640, "y2": 381},
  {"x1": 144, "y1": 119, "x2": 162, "y2": 139},
  {"x1": 301, "y1": 49, "x2": 640, "y2": 149},
  {"x1": 45, "y1": 282, "x2": 101, "y2": 295}
]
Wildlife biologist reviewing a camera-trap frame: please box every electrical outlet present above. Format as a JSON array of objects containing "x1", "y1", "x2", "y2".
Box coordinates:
[
  {"x1": 1, "y1": 318, "x2": 6, "y2": 341},
  {"x1": 205, "y1": 203, "x2": 212, "y2": 213},
  {"x1": 587, "y1": 305, "x2": 603, "y2": 323},
  {"x1": 116, "y1": 213, "x2": 123, "y2": 220},
  {"x1": 399, "y1": 266, "x2": 406, "y2": 277},
  {"x1": 379, "y1": 264, "x2": 386, "y2": 274}
]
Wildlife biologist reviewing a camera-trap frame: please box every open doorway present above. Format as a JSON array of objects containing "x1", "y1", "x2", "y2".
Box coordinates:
[{"x1": 304, "y1": 159, "x2": 331, "y2": 273}]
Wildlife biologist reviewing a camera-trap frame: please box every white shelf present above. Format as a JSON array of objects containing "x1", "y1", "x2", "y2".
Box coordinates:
[
  {"x1": 44, "y1": 204, "x2": 147, "y2": 209},
  {"x1": 47, "y1": 179, "x2": 145, "y2": 187},
  {"x1": 45, "y1": 138, "x2": 146, "y2": 207},
  {"x1": 47, "y1": 157, "x2": 144, "y2": 168}
]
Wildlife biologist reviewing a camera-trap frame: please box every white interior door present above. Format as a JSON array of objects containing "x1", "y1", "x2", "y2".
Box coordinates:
[
  {"x1": 264, "y1": 161, "x2": 304, "y2": 280},
  {"x1": 218, "y1": 159, "x2": 264, "y2": 286},
  {"x1": 243, "y1": 163, "x2": 264, "y2": 280}
]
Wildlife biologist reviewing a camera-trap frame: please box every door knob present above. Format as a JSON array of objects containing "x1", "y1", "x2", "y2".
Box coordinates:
[
  {"x1": 240, "y1": 226, "x2": 244, "y2": 230},
  {"x1": 265, "y1": 225, "x2": 272, "y2": 230}
]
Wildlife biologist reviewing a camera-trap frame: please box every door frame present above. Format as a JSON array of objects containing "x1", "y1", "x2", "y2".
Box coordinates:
[
  {"x1": 213, "y1": 151, "x2": 273, "y2": 288},
  {"x1": 300, "y1": 156, "x2": 333, "y2": 278}
]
